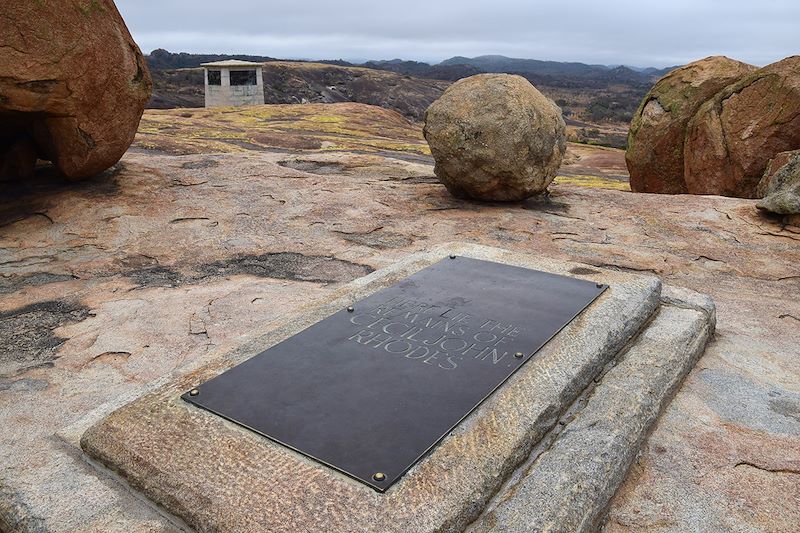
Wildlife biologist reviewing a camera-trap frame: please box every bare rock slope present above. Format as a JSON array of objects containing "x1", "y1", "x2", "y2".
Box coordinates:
[{"x1": 0, "y1": 104, "x2": 798, "y2": 532}]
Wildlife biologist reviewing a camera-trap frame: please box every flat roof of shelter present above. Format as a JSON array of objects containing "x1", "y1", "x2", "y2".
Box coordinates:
[{"x1": 200, "y1": 60, "x2": 263, "y2": 68}]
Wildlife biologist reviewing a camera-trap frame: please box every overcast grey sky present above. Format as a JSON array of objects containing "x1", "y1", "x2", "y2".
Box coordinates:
[{"x1": 116, "y1": 1, "x2": 798, "y2": 68}]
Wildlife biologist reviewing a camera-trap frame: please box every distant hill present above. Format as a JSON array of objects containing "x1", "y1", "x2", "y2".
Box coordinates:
[
  {"x1": 434, "y1": 55, "x2": 677, "y2": 87},
  {"x1": 145, "y1": 50, "x2": 677, "y2": 85},
  {"x1": 355, "y1": 55, "x2": 679, "y2": 93},
  {"x1": 438, "y1": 55, "x2": 610, "y2": 77},
  {"x1": 145, "y1": 51, "x2": 482, "y2": 83},
  {"x1": 359, "y1": 59, "x2": 482, "y2": 81},
  {"x1": 438, "y1": 55, "x2": 677, "y2": 78},
  {"x1": 630, "y1": 66, "x2": 677, "y2": 77},
  {"x1": 261, "y1": 62, "x2": 449, "y2": 121}
]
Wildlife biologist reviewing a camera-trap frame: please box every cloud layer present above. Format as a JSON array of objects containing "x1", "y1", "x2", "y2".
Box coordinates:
[{"x1": 117, "y1": 0, "x2": 799, "y2": 67}]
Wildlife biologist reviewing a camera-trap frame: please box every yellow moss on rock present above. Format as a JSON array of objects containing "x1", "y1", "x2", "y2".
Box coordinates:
[
  {"x1": 134, "y1": 103, "x2": 429, "y2": 156},
  {"x1": 554, "y1": 174, "x2": 631, "y2": 191},
  {"x1": 134, "y1": 103, "x2": 625, "y2": 188}
]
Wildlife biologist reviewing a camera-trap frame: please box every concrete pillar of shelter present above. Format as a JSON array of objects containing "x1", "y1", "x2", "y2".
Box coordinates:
[{"x1": 202, "y1": 61, "x2": 265, "y2": 108}]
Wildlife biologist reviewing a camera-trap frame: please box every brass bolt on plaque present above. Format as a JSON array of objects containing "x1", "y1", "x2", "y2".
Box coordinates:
[
  {"x1": 449, "y1": 254, "x2": 456, "y2": 259},
  {"x1": 514, "y1": 352, "x2": 524, "y2": 359},
  {"x1": 372, "y1": 472, "x2": 386, "y2": 482},
  {"x1": 189, "y1": 388, "x2": 199, "y2": 396},
  {"x1": 347, "y1": 306, "x2": 354, "y2": 313},
  {"x1": 596, "y1": 283, "x2": 604, "y2": 289}
]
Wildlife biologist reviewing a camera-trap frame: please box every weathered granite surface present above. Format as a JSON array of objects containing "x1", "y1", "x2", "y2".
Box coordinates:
[
  {"x1": 80, "y1": 244, "x2": 660, "y2": 532},
  {"x1": 0, "y1": 104, "x2": 798, "y2": 531},
  {"x1": 470, "y1": 289, "x2": 715, "y2": 532}
]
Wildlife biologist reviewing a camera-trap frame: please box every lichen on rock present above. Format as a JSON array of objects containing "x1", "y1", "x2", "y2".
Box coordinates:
[
  {"x1": 625, "y1": 56, "x2": 756, "y2": 194},
  {"x1": 684, "y1": 56, "x2": 800, "y2": 198}
]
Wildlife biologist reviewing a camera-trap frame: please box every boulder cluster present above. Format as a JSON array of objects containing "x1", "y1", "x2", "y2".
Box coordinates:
[
  {"x1": 626, "y1": 56, "x2": 800, "y2": 207},
  {"x1": 423, "y1": 74, "x2": 566, "y2": 201},
  {"x1": 0, "y1": 0, "x2": 152, "y2": 182}
]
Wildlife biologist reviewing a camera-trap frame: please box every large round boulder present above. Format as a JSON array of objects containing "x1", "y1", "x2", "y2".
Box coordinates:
[
  {"x1": 684, "y1": 56, "x2": 800, "y2": 198},
  {"x1": 625, "y1": 56, "x2": 756, "y2": 194},
  {"x1": 423, "y1": 74, "x2": 566, "y2": 201},
  {"x1": 0, "y1": 0, "x2": 152, "y2": 181}
]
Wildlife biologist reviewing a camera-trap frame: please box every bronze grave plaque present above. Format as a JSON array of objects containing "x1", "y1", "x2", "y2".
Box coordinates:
[{"x1": 183, "y1": 256, "x2": 606, "y2": 491}]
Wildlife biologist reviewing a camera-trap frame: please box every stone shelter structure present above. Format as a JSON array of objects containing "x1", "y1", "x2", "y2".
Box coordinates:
[{"x1": 202, "y1": 59, "x2": 265, "y2": 108}]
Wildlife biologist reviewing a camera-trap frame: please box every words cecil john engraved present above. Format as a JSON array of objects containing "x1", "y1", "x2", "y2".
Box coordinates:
[{"x1": 348, "y1": 296, "x2": 523, "y2": 370}]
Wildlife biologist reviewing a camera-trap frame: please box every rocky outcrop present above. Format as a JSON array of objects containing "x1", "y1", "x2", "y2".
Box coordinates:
[
  {"x1": 625, "y1": 57, "x2": 756, "y2": 194},
  {"x1": 627, "y1": 55, "x2": 800, "y2": 199},
  {"x1": 757, "y1": 150, "x2": 800, "y2": 198},
  {"x1": 684, "y1": 56, "x2": 800, "y2": 197},
  {"x1": 757, "y1": 151, "x2": 800, "y2": 215},
  {"x1": 0, "y1": 0, "x2": 152, "y2": 181},
  {"x1": 423, "y1": 74, "x2": 566, "y2": 201}
]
